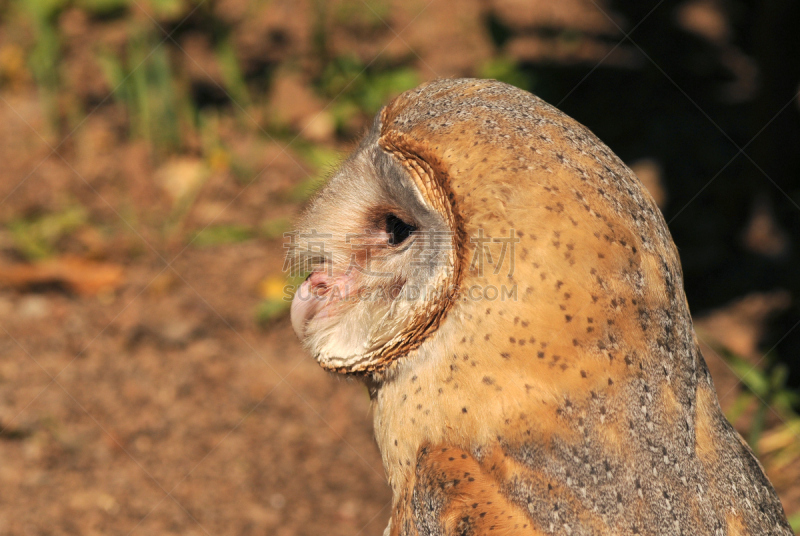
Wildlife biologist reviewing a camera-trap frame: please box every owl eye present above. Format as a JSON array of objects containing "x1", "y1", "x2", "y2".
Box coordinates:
[{"x1": 385, "y1": 214, "x2": 416, "y2": 246}]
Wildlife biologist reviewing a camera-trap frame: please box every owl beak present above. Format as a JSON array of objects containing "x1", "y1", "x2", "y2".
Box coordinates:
[
  {"x1": 291, "y1": 273, "x2": 325, "y2": 339},
  {"x1": 291, "y1": 270, "x2": 354, "y2": 339}
]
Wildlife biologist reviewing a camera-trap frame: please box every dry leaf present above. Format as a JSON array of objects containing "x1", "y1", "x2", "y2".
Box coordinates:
[{"x1": 0, "y1": 256, "x2": 124, "y2": 295}]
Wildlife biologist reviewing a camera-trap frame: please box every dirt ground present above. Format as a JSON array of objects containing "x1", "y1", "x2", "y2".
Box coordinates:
[{"x1": 0, "y1": 0, "x2": 799, "y2": 534}]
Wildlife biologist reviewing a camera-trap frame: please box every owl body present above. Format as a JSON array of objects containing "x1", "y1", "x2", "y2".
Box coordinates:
[{"x1": 290, "y1": 79, "x2": 792, "y2": 535}]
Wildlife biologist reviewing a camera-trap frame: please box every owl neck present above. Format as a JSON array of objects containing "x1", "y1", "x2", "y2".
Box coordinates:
[{"x1": 368, "y1": 317, "x2": 598, "y2": 501}]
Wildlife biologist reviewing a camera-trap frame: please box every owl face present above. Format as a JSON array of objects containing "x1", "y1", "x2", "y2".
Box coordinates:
[{"x1": 289, "y1": 123, "x2": 460, "y2": 374}]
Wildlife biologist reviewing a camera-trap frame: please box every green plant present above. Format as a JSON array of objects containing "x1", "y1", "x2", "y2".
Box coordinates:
[
  {"x1": 788, "y1": 510, "x2": 800, "y2": 532},
  {"x1": 188, "y1": 224, "x2": 252, "y2": 247},
  {"x1": 75, "y1": 0, "x2": 129, "y2": 17},
  {"x1": 97, "y1": 26, "x2": 187, "y2": 154},
  {"x1": 215, "y1": 35, "x2": 251, "y2": 109},
  {"x1": 260, "y1": 217, "x2": 292, "y2": 240},
  {"x1": 333, "y1": 0, "x2": 390, "y2": 34},
  {"x1": 700, "y1": 337, "x2": 800, "y2": 531},
  {"x1": 317, "y1": 55, "x2": 418, "y2": 133},
  {"x1": 717, "y1": 346, "x2": 799, "y2": 456},
  {"x1": 8, "y1": 206, "x2": 88, "y2": 260},
  {"x1": 479, "y1": 56, "x2": 533, "y2": 91},
  {"x1": 21, "y1": 0, "x2": 67, "y2": 123}
]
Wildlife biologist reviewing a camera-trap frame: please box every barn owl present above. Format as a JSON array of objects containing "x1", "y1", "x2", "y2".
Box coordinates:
[{"x1": 289, "y1": 79, "x2": 792, "y2": 535}]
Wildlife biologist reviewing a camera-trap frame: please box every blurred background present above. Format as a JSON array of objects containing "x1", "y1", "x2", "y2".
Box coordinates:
[{"x1": 0, "y1": 0, "x2": 798, "y2": 534}]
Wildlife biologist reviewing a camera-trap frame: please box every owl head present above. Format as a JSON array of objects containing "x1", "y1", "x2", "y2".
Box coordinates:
[{"x1": 290, "y1": 78, "x2": 687, "y2": 385}]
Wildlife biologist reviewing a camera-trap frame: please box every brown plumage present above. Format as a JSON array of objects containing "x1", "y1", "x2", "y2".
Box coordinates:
[{"x1": 290, "y1": 78, "x2": 792, "y2": 535}]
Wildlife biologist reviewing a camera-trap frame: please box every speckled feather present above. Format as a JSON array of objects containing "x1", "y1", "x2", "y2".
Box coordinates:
[{"x1": 305, "y1": 79, "x2": 793, "y2": 535}]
